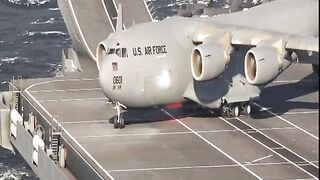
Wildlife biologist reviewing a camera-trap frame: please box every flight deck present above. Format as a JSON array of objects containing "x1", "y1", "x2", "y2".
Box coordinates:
[
  {"x1": 1, "y1": 63, "x2": 317, "y2": 180},
  {"x1": 0, "y1": 0, "x2": 318, "y2": 178}
]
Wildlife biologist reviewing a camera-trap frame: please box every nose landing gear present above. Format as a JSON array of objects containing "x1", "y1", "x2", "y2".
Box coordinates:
[{"x1": 111, "y1": 102, "x2": 127, "y2": 129}]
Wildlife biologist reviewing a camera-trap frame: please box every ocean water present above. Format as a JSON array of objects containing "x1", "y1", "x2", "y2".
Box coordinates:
[{"x1": 0, "y1": 0, "x2": 220, "y2": 179}]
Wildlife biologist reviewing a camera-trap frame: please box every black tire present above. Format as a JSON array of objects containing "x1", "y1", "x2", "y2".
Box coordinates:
[
  {"x1": 119, "y1": 115, "x2": 125, "y2": 129},
  {"x1": 220, "y1": 109, "x2": 225, "y2": 117},
  {"x1": 312, "y1": 64, "x2": 319, "y2": 75},
  {"x1": 113, "y1": 116, "x2": 119, "y2": 129},
  {"x1": 220, "y1": 105, "x2": 229, "y2": 117},
  {"x1": 231, "y1": 105, "x2": 240, "y2": 117},
  {"x1": 244, "y1": 104, "x2": 252, "y2": 115}
]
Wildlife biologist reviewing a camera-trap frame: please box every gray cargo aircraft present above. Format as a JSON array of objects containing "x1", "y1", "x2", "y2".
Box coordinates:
[{"x1": 61, "y1": 0, "x2": 319, "y2": 129}]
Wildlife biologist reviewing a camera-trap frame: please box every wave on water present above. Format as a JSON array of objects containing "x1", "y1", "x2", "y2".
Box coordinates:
[
  {"x1": 20, "y1": 30, "x2": 67, "y2": 38},
  {"x1": 0, "y1": 168, "x2": 35, "y2": 180},
  {"x1": 2, "y1": 0, "x2": 55, "y2": 8},
  {"x1": 48, "y1": 7, "x2": 58, "y2": 11},
  {"x1": 0, "y1": 57, "x2": 28, "y2": 64},
  {"x1": 0, "y1": 148, "x2": 37, "y2": 180},
  {"x1": 31, "y1": 17, "x2": 55, "y2": 25}
]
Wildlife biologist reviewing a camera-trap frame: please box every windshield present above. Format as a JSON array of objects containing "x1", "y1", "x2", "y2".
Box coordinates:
[{"x1": 106, "y1": 47, "x2": 128, "y2": 58}]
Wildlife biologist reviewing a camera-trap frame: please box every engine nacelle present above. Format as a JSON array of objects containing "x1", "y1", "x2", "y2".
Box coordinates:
[
  {"x1": 244, "y1": 47, "x2": 286, "y2": 85},
  {"x1": 191, "y1": 43, "x2": 228, "y2": 81}
]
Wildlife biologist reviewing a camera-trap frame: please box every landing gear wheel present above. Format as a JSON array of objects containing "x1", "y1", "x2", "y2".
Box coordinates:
[
  {"x1": 113, "y1": 115, "x2": 125, "y2": 129},
  {"x1": 231, "y1": 105, "x2": 240, "y2": 117},
  {"x1": 244, "y1": 104, "x2": 251, "y2": 115},
  {"x1": 221, "y1": 105, "x2": 229, "y2": 117},
  {"x1": 113, "y1": 116, "x2": 119, "y2": 129},
  {"x1": 119, "y1": 115, "x2": 125, "y2": 129},
  {"x1": 112, "y1": 102, "x2": 127, "y2": 129}
]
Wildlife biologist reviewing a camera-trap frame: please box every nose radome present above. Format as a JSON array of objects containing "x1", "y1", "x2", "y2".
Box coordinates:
[{"x1": 99, "y1": 57, "x2": 113, "y2": 99}]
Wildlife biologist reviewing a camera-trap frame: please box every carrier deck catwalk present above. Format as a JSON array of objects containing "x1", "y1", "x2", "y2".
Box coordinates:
[{"x1": 0, "y1": 62, "x2": 318, "y2": 180}]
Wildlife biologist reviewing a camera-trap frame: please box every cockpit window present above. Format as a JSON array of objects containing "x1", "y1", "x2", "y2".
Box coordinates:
[
  {"x1": 116, "y1": 48, "x2": 121, "y2": 57},
  {"x1": 121, "y1": 48, "x2": 128, "y2": 58},
  {"x1": 106, "y1": 47, "x2": 128, "y2": 58},
  {"x1": 107, "y1": 48, "x2": 115, "y2": 55}
]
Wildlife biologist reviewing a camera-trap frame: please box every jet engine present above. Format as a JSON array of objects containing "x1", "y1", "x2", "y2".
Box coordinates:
[
  {"x1": 191, "y1": 43, "x2": 229, "y2": 81},
  {"x1": 244, "y1": 47, "x2": 289, "y2": 85}
]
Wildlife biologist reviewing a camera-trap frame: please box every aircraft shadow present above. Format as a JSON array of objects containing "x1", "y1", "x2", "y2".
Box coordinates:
[
  {"x1": 109, "y1": 107, "x2": 173, "y2": 125},
  {"x1": 109, "y1": 73, "x2": 318, "y2": 125},
  {"x1": 109, "y1": 105, "x2": 216, "y2": 125},
  {"x1": 250, "y1": 73, "x2": 318, "y2": 119}
]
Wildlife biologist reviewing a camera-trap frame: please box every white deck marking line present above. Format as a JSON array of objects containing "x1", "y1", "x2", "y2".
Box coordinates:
[
  {"x1": 66, "y1": 78, "x2": 98, "y2": 81},
  {"x1": 73, "y1": 127, "x2": 298, "y2": 139},
  {"x1": 272, "y1": 80, "x2": 300, "y2": 83},
  {"x1": 218, "y1": 116, "x2": 318, "y2": 179},
  {"x1": 258, "y1": 127, "x2": 297, "y2": 131},
  {"x1": 198, "y1": 127, "x2": 297, "y2": 134},
  {"x1": 253, "y1": 109, "x2": 319, "y2": 115},
  {"x1": 271, "y1": 147, "x2": 285, "y2": 150},
  {"x1": 108, "y1": 164, "x2": 240, "y2": 172},
  {"x1": 39, "y1": 97, "x2": 107, "y2": 102},
  {"x1": 108, "y1": 161, "x2": 320, "y2": 173},
  {"x1": 254, "y1": 102, "x2": 318, "y2": 140},
  {"x1": 27, "y1": 79, "x2": 98, "y2": 92},
  {"x1": 250, "y1": 155, "x2": 273, "y2": 164},
  {"x1": 60, "y1": 120, "x2": 109, "y2": 124},
  {"x1": 272, "y1": 79, "x2": 316, "y2": 84},
  {"x1": 282, "y1": 111, "x2": 319, "y2": 115},
  {"x1": 60, "y1": 97, "x2": 107, "y2": 102},
  {"x1": 80, "y1": 78, "x2": 97, "y2": 81},
  {"x1": 67, "y1": 79, "x2": 80, "y2": 81},
  {"x1": 161, "y1": 109, "x2": 263, "y2": 180},
  {"x1": 24, "y1": 81, "x2": 115, "y2": 180},
  {"x1": 29, "y1": 88, "x2": 102, "y2": 93},
  {"x1": 235, "y1": 116, "x2": 319, "y2": 169},
  {"x1": 216, "y1": 112, "x2": 318, "y2": 179},
  {"x1": 46, "y1": 100, "x2": 58, "y2": 102},
  {"x1": 74, "y1": 131, "x2": 192, "y2": 139},
  {"x1": 286, "y1": 179, "x2": 317, "y2": 180}
]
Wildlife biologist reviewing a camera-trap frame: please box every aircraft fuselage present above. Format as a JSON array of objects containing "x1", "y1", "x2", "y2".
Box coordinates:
[{"x1": 99, "y1": 17, "x2": 197, "y2": 107}]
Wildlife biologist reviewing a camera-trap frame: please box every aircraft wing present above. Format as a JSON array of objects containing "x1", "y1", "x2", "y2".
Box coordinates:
[
  {"x1": 184, "y1": 25, "x2": 318, "y2": 108},
  {"x1": 229, "y1": 30, "x2": 319, "y2": 64},
  {"x1": 193, "y1": 26, "x2": 319, "y2": 65}
]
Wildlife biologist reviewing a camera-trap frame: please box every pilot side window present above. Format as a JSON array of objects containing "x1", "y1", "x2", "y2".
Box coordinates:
[{"x1": 107, "y1": 48, "x2": 115, "y2": 55}]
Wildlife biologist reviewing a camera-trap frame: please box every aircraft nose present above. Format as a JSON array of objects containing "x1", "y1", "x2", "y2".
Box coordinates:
[{"x1": 99, "y1": 56, "x2": 114, "y2": 99}]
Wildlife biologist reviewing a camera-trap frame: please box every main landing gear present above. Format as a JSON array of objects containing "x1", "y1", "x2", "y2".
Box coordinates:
[
  {"x1": 111, "y1": 102, "x2": 127, "y2": 129},
  {"x1": 221, "y1": 100, "x2": 252, "y2": 117}
]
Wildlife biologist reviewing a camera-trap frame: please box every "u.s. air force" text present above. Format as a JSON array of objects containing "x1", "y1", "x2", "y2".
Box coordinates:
[{"x1": 132, "y1": 45, "x2": 167, "y2": 56}]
